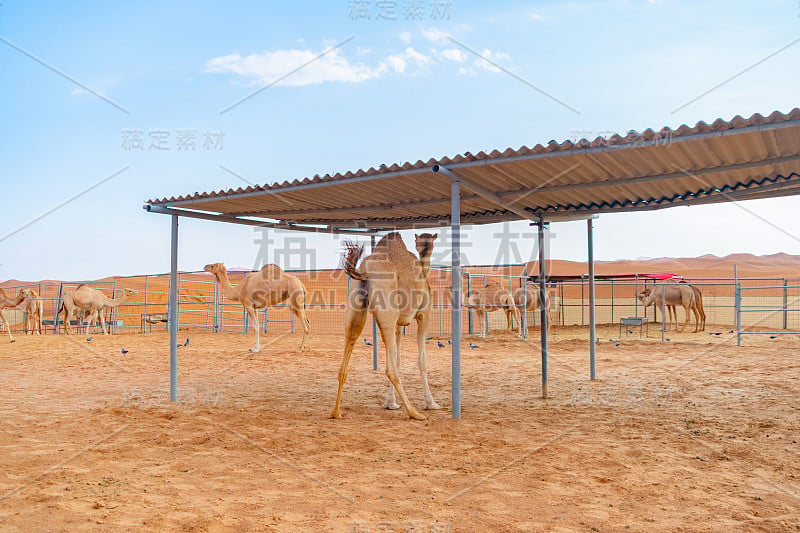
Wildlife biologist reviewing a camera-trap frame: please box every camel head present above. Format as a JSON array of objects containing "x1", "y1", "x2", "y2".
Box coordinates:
[
  {"x1": 415, "y1": 233, "x2": 437, "y2": 259},
  {"x1": 121, "y1": 288, "x2": 138, "y2": 297},
  {"x1": 204, "y1": 262, "x2": 227, "y2": 276},
  {"x1": 636, "y1": 288, "x2": 652, "y2": 302},
  {"x1": 19, "y1": 289, "x2": 37, "y2": 299}
]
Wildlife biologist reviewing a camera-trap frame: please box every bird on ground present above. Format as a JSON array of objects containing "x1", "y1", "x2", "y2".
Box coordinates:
[
  {"x1": 437, "y1": 341, "x2": 445, "y2": 348},
  {"x1": 469, "y1": 343, "x2": 478, "y2": 349},
  {"x1": 447, "y1": 339, "x2": 452, "y2": 345},
  {"x1": 614, "y1": 341, "x2": 620, "y2": 347},
  {"x1": 364, "y1": 338, "x2": 372, "y2": 346},
  {"x1": 184, "y1": 338, "x2": 190, "y2": 346},
  {"x1": 665, "y1": 338, "x2": 671, "y2": 342},
  {"x1": 769, "y1": 335, "x2": 778, "y2": 339},
  {"x1": 86, "y1": 337, "x2": 92, "y2": 342},
  {"x1": 121, "y1": 348, "x2": 129, "y2": 355}
]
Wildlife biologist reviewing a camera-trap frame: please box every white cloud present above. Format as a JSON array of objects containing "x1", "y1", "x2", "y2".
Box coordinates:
[
  {"x1": 529, "y1": 12, "x2": 553, "y2": 21},
  {"x1": 473, "y1": 49, "x2": 511, "y2": 73},
  {"x1": 204, "y1": 46, "x2": 433, "y2": 86},
  {"x1": 421, "y1": 27, "x2": 448, "y2": 43},
  {"x1": 442, "y1": 48, "x2": 467, "y2": 63},
  {"x1": 399, "y1": 31, "x2": 412, "y2": 44}
]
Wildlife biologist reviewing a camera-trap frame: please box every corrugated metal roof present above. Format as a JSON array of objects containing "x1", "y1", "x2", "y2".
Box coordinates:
[{"x1": 146, "y1": 108, "x2": 800, "y2": 230}]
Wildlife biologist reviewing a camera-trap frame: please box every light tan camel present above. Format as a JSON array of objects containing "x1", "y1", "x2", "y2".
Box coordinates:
[
  {"x1": 0, "y1": 288, "x2": 32, "y2": 342},
  {"x1": 60, "y1": 285, "x2": 137, "y2": 335},
  {"x1": 512, "y1": 285, "x2": 554, "y2": 332},
  {"x1": 463, "y1": 280, "x2": 520, "y2": 337},
  {"x1": 331, "y1": 233, "x2": 440, "y2": 420},
  {"x1": 22, "y1": 288, "x2": 44, "y2": 335},
  {"x1": 637, "y1": 284, "x2": 698, "y2": 332},
  {"x1": 642, "y1": 282, "x2": 706, "y2": 332},
  {"x1": 204, "y1": 262, "x2": 310, "y2": 353}
]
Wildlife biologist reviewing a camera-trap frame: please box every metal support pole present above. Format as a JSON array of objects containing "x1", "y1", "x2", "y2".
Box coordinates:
[
  {"x1": 537, "y1": 218, "x2": 548, "y2": 399},
  {"x1": 371, "y1": 234, "x2": 379, "y2": 370},
  {"x1": 169, "y1": 215, "x2": 179, "y2": 402},
  {"x1": 451, "y1": 179, "x2": 462, "y2": 419},
  {"x1": 588, "y1": 218, "x2": 597, "y2": 380}
]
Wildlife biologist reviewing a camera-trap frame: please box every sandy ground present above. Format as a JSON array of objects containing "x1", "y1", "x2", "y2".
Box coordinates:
[{"x1": 1, "y1": 325, "x2": 799, "y2": 532}]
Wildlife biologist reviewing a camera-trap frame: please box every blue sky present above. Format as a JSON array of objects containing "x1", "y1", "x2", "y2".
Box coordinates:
[{"x1": 1, "y1": 0, "x2": 799, "y2": 280}]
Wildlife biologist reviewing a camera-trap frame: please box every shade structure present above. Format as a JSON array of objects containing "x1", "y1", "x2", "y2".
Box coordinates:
[
  {"x1": 147, "y1": 109, "x2": 800, "y2": 230},
  {"x1": 145, "y1": 108, "x2": 800, "y2": 420}
]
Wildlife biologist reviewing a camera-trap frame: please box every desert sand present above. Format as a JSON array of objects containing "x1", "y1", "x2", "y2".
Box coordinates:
[{"x1": 1, "y1": 325, "x2": 798, "y2": 531}]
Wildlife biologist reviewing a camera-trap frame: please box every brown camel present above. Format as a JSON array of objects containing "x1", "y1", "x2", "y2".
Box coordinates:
[
  {"x1": 637, "y1": 284, "x2": 698, "y2": 332},
  {"x1": 22, "y1": 288, "x2": 44, "y2": 335},
  {"x1": 512, "y1": 285, "x2": 554, "y2": 332},
  {"x1": 60, "y1": 285, "x2": 137, "y2": 335},
  {"x1": 331, "y1": 233, "x2": 439, "y2": 420},
  {"x1": 204, "y1": 262, "x2": 310, "y2": 353},
  {"x1": 463, "y1": 280, "x2": 520, "y2": 337},
  {"x1": 0, "y1": 288, "x2": 31, "y2": 342}
]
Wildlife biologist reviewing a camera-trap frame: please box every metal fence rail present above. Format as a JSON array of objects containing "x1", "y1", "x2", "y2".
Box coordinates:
[{"x1": 2, "y1": 268, "x2": 798, "y2": 343}]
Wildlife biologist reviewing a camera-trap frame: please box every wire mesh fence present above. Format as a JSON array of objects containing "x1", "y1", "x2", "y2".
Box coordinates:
[{"x1": 2, "y1": 268, "x2": 799, "y2": 340}]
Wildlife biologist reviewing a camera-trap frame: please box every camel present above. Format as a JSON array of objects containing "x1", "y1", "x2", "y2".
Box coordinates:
[
  {"x1": 0, "y1": 288, "x2": 33, "y2": 342},
  {"x1": 637, "y1": 283, "x2": 698, "y2": 333},
  {"x1": 641, "y1": 282, "x2": 706, "y2": 332},
  {"x1": 22, "y1": 288, "x2": 44, "y2": 335},
  {"x1": 60, "y1": 285, "x2": 137, "y2": 335},
  {"x1": 462, "y1": 280, "x2": 521, "y2": 337},
  {"x1": 512, "y1": 285, "x2": 554, "y2": 332},
  {"x1": 680, "y1": 281, "x2": 706, "y2": 331},
  {"x1": 331, "y1": 233, "x2": 440, "y2": 420},
  {"x1": 204, "y1": 262, "x2": 310, "y2": 353}
]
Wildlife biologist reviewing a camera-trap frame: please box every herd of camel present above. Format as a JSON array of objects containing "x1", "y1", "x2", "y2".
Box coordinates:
[{"x1": 0, "y1": 232, "x2": 707, "y2": 419}]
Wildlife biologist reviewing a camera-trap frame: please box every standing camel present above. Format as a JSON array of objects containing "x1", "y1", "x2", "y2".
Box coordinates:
[
  {"x1": 23, "y1": 288, "x2": 44, "y2": 335},
  {"x1": 637, "y1": 284, "x2": 698, "y2": 332},
  {"x1": 60, "y1": 285, "x2": 137, "y2": 335},
  {"x1": 204, "y1": 263, "x2": 310, "y2": 353},
  {"x1": 0, "y1": 288, "x2": 33, "y2": 342},
  {"x1": 463, "y1": 280, "x2": 520, "y2": 337},
  {"x1": 512, "y1": 285, "x2": 554, "y2": 332},
  {"x1": 331, "y1": 233, "x2": 440, "y2": 420},
  {"x1": 642, "y1": 282, "x2": 706, "y2": 332}
]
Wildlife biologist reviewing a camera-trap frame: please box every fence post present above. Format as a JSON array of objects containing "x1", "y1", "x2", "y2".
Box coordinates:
[
  {"x1": 521, "y1": 264, "x2": 527, "y2": 340},
  {"x1": 610, "y1": 279, "x2": 615, "y2": 324},
  {"x1": 580, "y1": 275, "x2": 585, "y2": 326},
  {"x1": 735, "y1": 266, "x2": 741, "y2": 346},
  {"x1": 661, "y1": 284, "x2": 665, "y2": 343},
  {"x1": 467, "y1": 274, "x2": 473, "y2": 335},
  {"x1": 783, "y1": 277, "x2": 788, "y2": 330}
]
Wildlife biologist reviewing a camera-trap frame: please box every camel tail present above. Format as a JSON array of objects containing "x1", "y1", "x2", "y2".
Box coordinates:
[{"x1": 341, "y1": 241, "x2": 368, "y2": 281}]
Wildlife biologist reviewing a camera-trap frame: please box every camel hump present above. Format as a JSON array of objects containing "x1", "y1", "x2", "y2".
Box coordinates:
[{"x1": 259, "y1": 264, "x2": 285, "y2": 280}]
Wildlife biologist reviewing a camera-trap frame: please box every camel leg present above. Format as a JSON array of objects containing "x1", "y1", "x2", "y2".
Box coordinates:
[
  {"x1": 291, "y1": 305, "x2": 310, "y2": 353},
  {"x1": 692, "y1": 304, "x2": 700, "y2": 333},
  {"x1": 379, "y1": 319, "x2": 425, "y2": 421},
  {"x1": 63, "y1": 306, "x2": 73, "y2": 335},
  {"x1": 245, "y1": 305, "x2": 261, "y2": 352},
  {"x1": 36, "y1": 306, "x2": 43, "y2": 335},
  {"x1": 1, "y1": 310, "x2": 14, "y2": 343},
  {"x1": 475, "y1": 309, "x2": 487, "y2": 337},
  {"x1": 383, "y1": 324, "x2": 403, "y2": 410},
  {"x1": 678, "y1": 304, "x2": 691, "y2": 333},
  {"x1": 416, "y1": 313, "x2": 441, "y2": 410},
  {"x1": 330, "y1": 303, "x2": 369, "y2": 419},
  {"x1": 99, "y1": 311, "x2": 109, "y2": 335}
]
